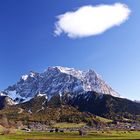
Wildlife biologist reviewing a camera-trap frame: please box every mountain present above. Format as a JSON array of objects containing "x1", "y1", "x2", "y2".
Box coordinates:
[
  {"x1": 68, "y1": 91, "x2": 140, "y2": 120},
  {"x1": 0, "y1": 91, "x2": 139, "y2": 124},
  {"x1": 0, "y1": 95, "x2": 106, "y2": 127},
  {"x1": 0, "y1": 66, "x2": 139, "y2": 124},
  {"x1": 0, "y1": 66, "x2": 119, "y2": 104},
  {"x1": 0, "y1": 95, "x2": 15, "y2": 109}
]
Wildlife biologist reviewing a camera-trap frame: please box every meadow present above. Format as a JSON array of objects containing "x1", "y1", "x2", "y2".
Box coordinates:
[{"x1": 0, "y1": 130, "x2": 139, "y2": 140}]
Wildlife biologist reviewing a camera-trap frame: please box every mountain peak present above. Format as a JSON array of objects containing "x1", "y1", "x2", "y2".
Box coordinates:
[
  {"x1": 21, "y1": 74, "x2": 29, "y2": 81},
  {"x1": 1, "y1": 66, "x2": 120, "y2": 104},
  {"x1": 21, "y1": 71, "x2": 38, "y2": 81}
]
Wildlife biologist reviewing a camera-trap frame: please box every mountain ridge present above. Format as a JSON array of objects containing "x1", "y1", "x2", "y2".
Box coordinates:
[{"x1": 0, "y1": 66, "x2": 119, "y2": 104}]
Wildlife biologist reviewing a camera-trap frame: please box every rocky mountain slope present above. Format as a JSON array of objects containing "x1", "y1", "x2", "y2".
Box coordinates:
[
  {"x1": 0, "y1": 96, "x2": 15, "y2": 109},
  {"x1": 0, "y1": 66, "x2": 119, "y2": 104}
]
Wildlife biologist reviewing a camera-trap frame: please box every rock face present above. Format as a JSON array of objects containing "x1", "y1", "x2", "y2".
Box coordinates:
[
  {"x1": 1, "y1": 66, "x2": 119, "y2": 103},
  {"x1": 0, "y1": 96, "x2": 15, "y2": 109}
]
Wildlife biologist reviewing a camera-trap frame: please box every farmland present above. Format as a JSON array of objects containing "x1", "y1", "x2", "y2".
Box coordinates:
[{"x1": 0, "y1": 130, "x2": 139, "y2": 140}]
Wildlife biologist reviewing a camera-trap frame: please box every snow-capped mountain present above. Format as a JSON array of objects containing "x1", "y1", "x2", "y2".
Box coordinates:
[{"x1": 1, "y1": 66, "x2": 119, "y2": 103}]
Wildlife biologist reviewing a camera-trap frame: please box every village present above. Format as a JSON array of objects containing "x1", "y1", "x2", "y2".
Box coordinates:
[{"x1": 19, "y1": 121, "x2": 140, "y2": 134}]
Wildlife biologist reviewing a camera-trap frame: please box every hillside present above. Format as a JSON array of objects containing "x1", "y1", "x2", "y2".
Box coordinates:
[
  {"x1": 0, "y1": 96, "x2": 106, "y2": 128},
  {"x1": 69, "y1": 91, "x2": 140, "y2": 121},
  {"x1": 0, "y1": 92, "x2": 139, "y2": 126}
]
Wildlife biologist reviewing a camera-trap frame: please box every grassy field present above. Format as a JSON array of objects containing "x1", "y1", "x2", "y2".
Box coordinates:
[
  {"x1": 52, "y1": 122, "x2": 86, "y2": 128},
  {"x1": 0, "y1": 130, "x2": 139, "y2": 140},
  {"x1": 95, "y1": 116, "x2": 113, "y2": 123}
]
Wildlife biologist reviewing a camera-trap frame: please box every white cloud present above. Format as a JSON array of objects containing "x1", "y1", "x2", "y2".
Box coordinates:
[{"x1": 54, "y1": 3, "x2": 131, "y2": 38}]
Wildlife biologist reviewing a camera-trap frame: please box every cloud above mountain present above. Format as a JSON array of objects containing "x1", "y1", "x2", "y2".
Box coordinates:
[{"x1": 54, "y1": 3, "x2": 131, "y2": 38}]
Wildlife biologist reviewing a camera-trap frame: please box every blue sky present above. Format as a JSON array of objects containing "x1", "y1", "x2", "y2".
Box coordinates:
[{"x1": 0, "y1": 0, "x2": 140, "y2": 100}]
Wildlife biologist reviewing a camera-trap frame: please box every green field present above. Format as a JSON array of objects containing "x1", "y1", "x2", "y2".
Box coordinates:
[
  {"x1": 52, "y1": 122, "x2": 86, "y2": 128},
  {"x1": 0, "y1": 131, "x2": 140, "y2": 140}
]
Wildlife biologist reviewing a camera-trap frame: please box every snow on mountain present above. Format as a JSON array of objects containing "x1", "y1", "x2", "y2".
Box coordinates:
[
  {"x1": 55, "y1": 66, "x2": 119, "y2": 97},
  {"x1": 134, "y1": 100, "x2": 140, "y2": 103},
  {"x1": 0, "y1": 92, "x2": 16, "y2": 106},
  {"x1": 0, "y1": 66, "x2": 120, "y2": 103},
  {"x1": 0, "y1": 92, "x2": 6, "y2": 96},
  {"x1": 21, "y1": 75, "x2": 29, "y2": 81},
  {"x1": 37, "y1": 92, "x2": 48, "y2": 100}
]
